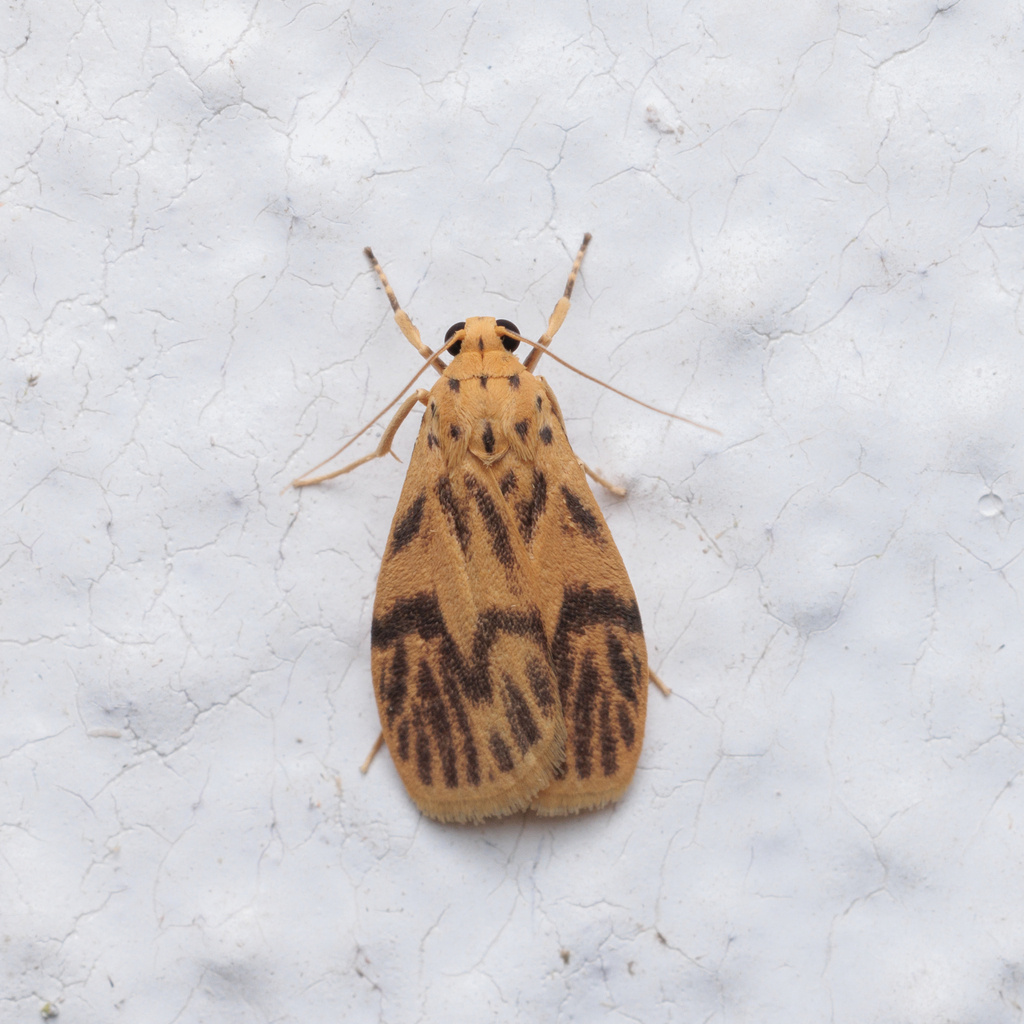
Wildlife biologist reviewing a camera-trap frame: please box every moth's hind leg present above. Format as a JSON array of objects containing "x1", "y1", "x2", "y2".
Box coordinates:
[
  {"x1": 523, "y1": 232, "x2": 592, "y2": 372},
  {"x1": 364, "y1": 247, "x2": 446, "y2": 375},
  {"x1": 580, "y1": 461, "x2": 627, "y2": 499},
  {"x1": 291, "y1": 389, "x2": 430, "y2": 488},
  {"x1": 648, "y1": 667, "x2": 671, "y2": 697},
  {"x1": 360, "y1": 732, "x2": 386, "y2": 773}
]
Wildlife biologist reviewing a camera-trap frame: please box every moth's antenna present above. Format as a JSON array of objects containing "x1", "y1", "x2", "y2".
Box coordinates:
[
  {"x1": 364, "y1": 246, "x2": 447, "y2": 375},
  {"x1": 524, "y1": 233, "x2": 591, "y2": 372},
  {"x1": 502, "y1": 329, "x2": 720, "y2": 435}
]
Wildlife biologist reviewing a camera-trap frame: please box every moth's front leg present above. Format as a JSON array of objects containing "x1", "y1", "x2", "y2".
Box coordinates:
[{"x1": 291, "y1": 389, "x2": 431, "y2": 488}]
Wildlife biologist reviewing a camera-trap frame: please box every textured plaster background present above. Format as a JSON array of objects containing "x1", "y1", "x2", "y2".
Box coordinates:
[{"x1": 3, "y1": 0, "x2": 1024, "y2": 1021}]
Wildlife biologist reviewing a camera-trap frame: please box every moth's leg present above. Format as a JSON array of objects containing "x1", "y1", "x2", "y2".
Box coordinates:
[
  {"x1": 580, "y1": 461, "x2": 627, "y2": 499},
  {"x1": 523, "y1": 232, "x2": 591, "y2": 372},
  {"x1": 364, "y1": 247, "x2": 446, "y2": 375},
  {"x1": 292, "y1": 389, "x2": 430, "y2": 487},
  {"x1": 648, "y1": 667, "x2": 672, "y2": 697},
  {"x1": 360, "y1": 731, "x2": 386, "y2": 774}
]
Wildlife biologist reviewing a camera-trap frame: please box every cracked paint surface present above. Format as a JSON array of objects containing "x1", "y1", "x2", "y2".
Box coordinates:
[{"x1": 2, "y1": 0, "x2": 1023, "y2": 1020}]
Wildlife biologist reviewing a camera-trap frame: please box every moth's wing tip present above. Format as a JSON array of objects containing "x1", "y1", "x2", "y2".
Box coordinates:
[
  {"x1": 408, "y1": 731, "x2": 568, "y2": 825},
  {"x1": 530, "y1": 781, "x2": 632, "y2": 817},
  {"x1": 414, "y1": 789, "x2": 536, "y2": 825}
]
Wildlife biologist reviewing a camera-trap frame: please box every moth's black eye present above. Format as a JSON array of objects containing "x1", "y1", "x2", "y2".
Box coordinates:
[
  {"x1": 445, "y1": 321, "x2": 465, "y2": 356},
  {"x1": 496, "y1": 319, "x2": 520, "y2": 352}
]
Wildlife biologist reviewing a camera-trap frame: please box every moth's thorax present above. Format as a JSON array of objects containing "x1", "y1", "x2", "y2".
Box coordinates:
[
  {"x1": 426, "y1": 321, "x2": 544, "y2": 470},
  {"x1": 446, "y1": 317, "x2": 525, "y2": 379}
]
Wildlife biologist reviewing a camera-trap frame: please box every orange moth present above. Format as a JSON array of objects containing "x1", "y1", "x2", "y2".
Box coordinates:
[{"x1": 293, "y1": 236, "x2": 709, "y2": 823}]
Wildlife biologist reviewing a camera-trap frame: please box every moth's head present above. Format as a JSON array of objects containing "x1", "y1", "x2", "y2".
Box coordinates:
[{"x1": 443, "y1": 317, "x2": 524, "y2": 361}]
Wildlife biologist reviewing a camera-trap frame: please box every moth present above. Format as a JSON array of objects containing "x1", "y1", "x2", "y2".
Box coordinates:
[{"x1": 294, "y1": 236, "x2": 701, "y2": 823}]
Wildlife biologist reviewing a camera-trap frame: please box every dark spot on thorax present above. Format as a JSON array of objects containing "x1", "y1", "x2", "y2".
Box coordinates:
[
  {"x1": 479, "y1": 375, "x2": 488, "y2": 389},
  {"x1": 514, "y1": 419, "x2": 529, "y2": 438},
  {"x1": 539, "y1": 426, "x2": 553, "y2": 445},
  {"x1": 447, "y1": 377, "x2": 460, "y2": 392},
  {"x1": 508, "y1": 374, "x2": 520, "y2": 390},
  {"x1": 482, "y1": 422, "x2": 495, "y2": 454},
  {"x1": 450, "y1": 424, "x2": 461, "y2": 440}
]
